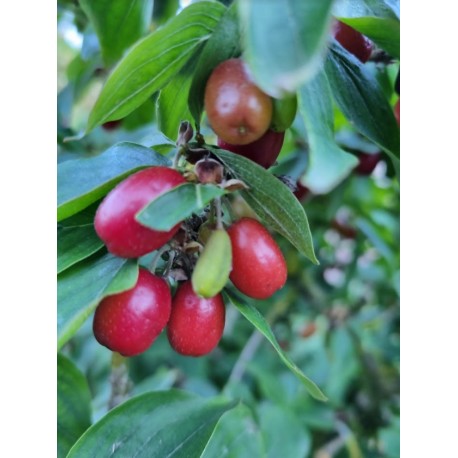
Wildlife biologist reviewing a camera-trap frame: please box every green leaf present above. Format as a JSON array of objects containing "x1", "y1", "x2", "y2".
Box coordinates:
[
  {"x1": 67, "y1": 390, "x2": 236, "y2": 457},
  {"x1": 57, "y1": 142, "x2": 170, "y2": 221},
  {"x1": 153, "y1": 0, "x2": 180, "y2": 25},
  {"x1": 238, "y1": 0, "x2": 334, "y2": 97},
  {"x1": 86, "y1": 1, "x2": 226, "y2": 132},
  {"x1": 157, "y1": 56, "x2": 197, "y2": 141},
  {"x1": 201, "y1": 404, "x2": 265, "y2": 458},
  {"x1": 333, "y1": 0, "x2": 399, "y2": 20},
  {"x1": 57, "y1": 252, "x2": 138, "y2": 350},
  {"x1": 210, "y1": 147, "x2": 318, "y2": 264},
  {"x1": 188, "y1": 3, "x2": 241, "y2": 129},
  {"x1": 122, "y1": 96, "x2": 157, "y2": 131},
  {"x1": 258, "y1": 403, "x2": 312, "y2": 458},
  {"x1": 297, "y1": 71, "x2": 359, "y2": 194},
  {"x1": 66, "y1": 52, "x2": 101, "y2": 103},
  {"x1": 224, "y1": 291, "x2": 327, "y2": 402},
  {"x1": 57, "y1": 225, "x2": 104, "y2": 274},
  {"x1": 338, "y1": 16, "x2": 400, "y2": 59},
  {"x1": 325, "y1": 42, "x2": 400, "y2": 171},
  {"x1": 58, "y1": 202, "x2": 100, "y2": 227},
  {"x1": 136, "y1": 183, "x2": 226, "y2": 232},
  {"x1": 58, "y1": 354, "x2": 92, "y2": 458},
  {"x1": 80, "y1": 0, "x2": 153, "y2": 67}
]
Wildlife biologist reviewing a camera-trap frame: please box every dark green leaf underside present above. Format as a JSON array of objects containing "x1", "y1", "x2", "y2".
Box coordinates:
[
  {"x1": 298, "y1": 70, "x2": 359, "y2": 194},
  {"x1": 325, "y1": 42, "x2": 400, "y2": 173},
  {"x1": 211, "y1": 147, "x2": 318, "y2": 264},
  {"x1": 58, "y1": 354, "x2": 92, "y2": 458},
  {"x1": 259, "y1": 403, "x2": 312, "y2": 458},
  {"x1": 201, "y1": 404, "x2": 265, "y2": 458},
  {"x1": 57, "y1": 225, "x2": 104, "y2": 274},
  {"x1": 67, "y1": 390, "x2": 236, "y2": 458}
]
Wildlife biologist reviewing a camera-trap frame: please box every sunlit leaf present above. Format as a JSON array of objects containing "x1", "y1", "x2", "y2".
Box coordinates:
[
  {"x1": 86, "y1": 2, "x2": 225, "y2": 131},
  {"x1": 80, "y1": 0, "x2": 154, "y2": 66}
]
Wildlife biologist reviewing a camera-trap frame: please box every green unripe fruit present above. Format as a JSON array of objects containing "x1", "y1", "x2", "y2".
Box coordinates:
[
  {"x1": 270, "y1": 94, "x2": 297, "y2": 132},
  {"x1": 191, "y1": 229, "x2": 232, "y2": 298}
]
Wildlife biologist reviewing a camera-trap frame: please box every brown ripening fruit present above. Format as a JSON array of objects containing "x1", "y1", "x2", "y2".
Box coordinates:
[{"x1": 204, "y1": 58, "x2": 273, "y2": 145}]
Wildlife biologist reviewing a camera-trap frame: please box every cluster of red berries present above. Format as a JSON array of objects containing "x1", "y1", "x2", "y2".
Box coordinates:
[
  {"x1": 92, "y1": 164, "x2": 286, "y2": 358},
  {"x1": 93, "y1": 65, "x2": 295, "y2": 356},
  {"x1": 91, "y1": 21, "x2": 398, "y2": 358},
  {"x1": 92, "y1": 58, "x2": 290, "y2": 358}
]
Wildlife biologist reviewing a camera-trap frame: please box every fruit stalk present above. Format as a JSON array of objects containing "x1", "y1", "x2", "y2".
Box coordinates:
[{"x1": 108, "y1": 352, "x2": 130, "y2": 410}]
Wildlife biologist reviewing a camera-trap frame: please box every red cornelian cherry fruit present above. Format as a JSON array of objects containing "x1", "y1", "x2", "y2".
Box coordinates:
[
  {"x1": 167, "y1": 281, "x2": 225, "y2": 357},
  {"x1": 217, "y1": 129, "x2": 285, "y2": 169},
  {"x1": 94, "y1": 166, "x2": 186, "y2": 258},
  {"x1": 355, "y1": 151, "x2": 382, "y2": 176},
  {"x1": 333, "y1": 20, "x2": 373, "y2": 63},
  {"x1": 93, "y1": 268, "x2": 172, "y2": 357},
  {"x1": 227, "y1": 217, "x2": 287, "y2": 299}
]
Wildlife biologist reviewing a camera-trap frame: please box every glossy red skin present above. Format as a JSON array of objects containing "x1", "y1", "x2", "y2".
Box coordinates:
[
  {"x1": 217, "y1": 129, "x2": 285, "y2": 169},
  {"x1": 204, "y1": 58, "x2": 273, "y2": 145},
  {"x1": 167, "y1": 281, "x2": 225, "y2": 357},
  {"x1": 228, "y1": 218, "x2": 287, "y2": 299},
  {"x1": 95, "y1": 167, "x2": 186, "y2": 258},
  {"x1": 355, "y1": 151, "x2": 382, "y2": 175},
  {"x1": 93, "y1": 268, "x2": 172, "y2": 357},
  {"x1": 394, "y1": 98, "x2": 400, "y2": 126},
  {"x1": 333, "y1": 21, "x2": 373, "y2": 63}
]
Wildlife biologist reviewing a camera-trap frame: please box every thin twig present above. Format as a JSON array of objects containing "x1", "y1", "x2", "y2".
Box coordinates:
[
  {"x1": 227, "y1": 330, "x2": 264, "y2": 384},
  {"x1": 162, "y1": 251, "x2": 176, "y2": 278},
  {"x1": 172, "y1": 146, "x2": 185, "y2": 169},
  {"x1": 150, "y1": 245, "x2": 170, "y2": 273},
  {"x1": 226, "y1": 295, "x2": 292, "y2": 385}
]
